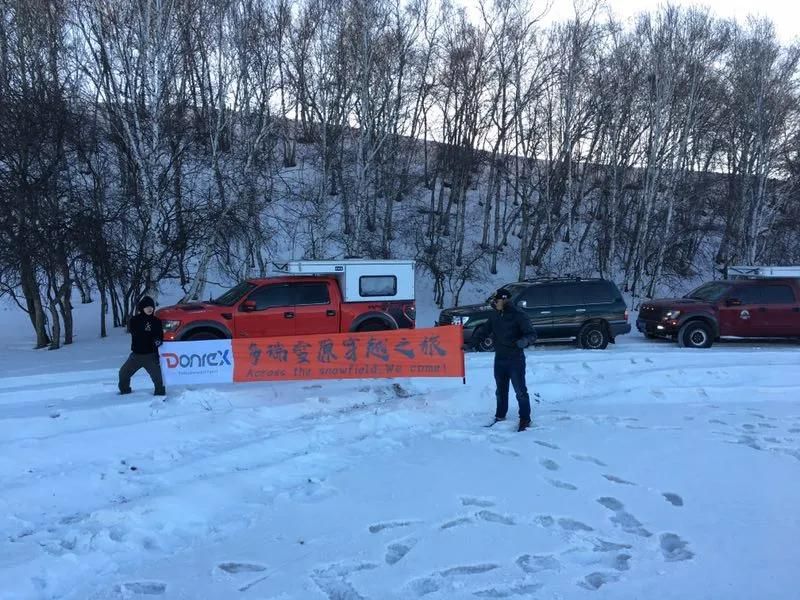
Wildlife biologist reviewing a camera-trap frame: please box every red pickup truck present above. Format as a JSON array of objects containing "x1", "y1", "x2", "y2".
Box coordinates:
[
  {"x1": 637, "y1": 266, "x2": 800, "y2": 348},
  {"x1": 157, "y1": 260, "x2": 416, "y2": 341}
]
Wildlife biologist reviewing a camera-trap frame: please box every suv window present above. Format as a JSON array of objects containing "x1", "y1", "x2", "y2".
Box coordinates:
[
  {"x1": 292, "y1": 282, "x2": 331, "y2": 305},
  {"x1": 247, "y1": 285, "x2": 292, "y2": 310},
  {"x1": 737, "y1": 284, "x2": 796, "y2": 305},
  {"x1": 581, "y1": 281, "x2": 616, "y2": 304},
  {"x1": 519, "y1": 286, "x2": 551, "y2": 308},
  {"x1": 550, "y1": 283, "x2": 584, "y2": 306}
]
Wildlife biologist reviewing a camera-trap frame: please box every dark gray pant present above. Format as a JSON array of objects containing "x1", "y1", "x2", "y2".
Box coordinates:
[{"x1": 119, "y1": 353, "x2": 164, "y2": 393}]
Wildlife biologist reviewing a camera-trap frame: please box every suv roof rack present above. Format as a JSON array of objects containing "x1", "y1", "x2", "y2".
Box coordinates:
[
  {"x1": 523, "y1": 275, "x2": 590, "y2": 283},
  {"x1": 727, "y1": 265, "x2": 800, "y2": 279}
]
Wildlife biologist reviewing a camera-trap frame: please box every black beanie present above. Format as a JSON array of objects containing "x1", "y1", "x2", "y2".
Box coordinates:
[
  {"x1": 137, "y1": 296, "x2": 156, "y2": 312},
  {"x1": 495, "y1": 287, "x2": 512, "y2": 300}
]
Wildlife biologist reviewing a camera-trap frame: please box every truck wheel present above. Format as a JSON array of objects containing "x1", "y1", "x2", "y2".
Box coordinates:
[
  {"x1": 183, "y1": 330, "x2": 224, "y2": 341},
  {"x1": 578, "y1": 322, "x2": 609, "y2": 349},
  {"x1": 678, "y1": 321, "x2": 713, "y2": 349},
  {"x1": 357, "y1": 320, "x2": 389, "y2": 332}
]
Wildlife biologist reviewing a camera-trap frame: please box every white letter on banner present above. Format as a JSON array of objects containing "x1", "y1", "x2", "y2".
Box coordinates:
[{"x1": 159, "y1": 340, "x2": 234, "y2": 385}]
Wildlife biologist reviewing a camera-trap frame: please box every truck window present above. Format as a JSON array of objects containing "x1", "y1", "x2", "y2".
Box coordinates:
[
  {"x1": 211, "y1": 281, "x2": 256, "y2": 306},
  {"x1": 360, "y1": 275, "x2": 397, "y2": 297},
  {"x1": 738, "y1": 284, "x2": 796, "y2": 304},
  {"x1": 247, "y1": 285, "x2": 292, "y2": 310},
  {"x1": 292, "y1": 282, "x2": 331, "y2": 305}
]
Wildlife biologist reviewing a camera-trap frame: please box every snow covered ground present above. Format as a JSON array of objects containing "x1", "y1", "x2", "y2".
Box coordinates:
[{"x1": 1, "y1": 300, "x2": 799, "y2": 600}]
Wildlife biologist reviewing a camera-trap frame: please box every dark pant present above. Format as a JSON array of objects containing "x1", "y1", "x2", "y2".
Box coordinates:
[
  {"x1": 494, "y1": 354, "x2": 530, "y2": 420},
  {"x1": 119, "y1": 353, "x2": 164, "y2": 393}
]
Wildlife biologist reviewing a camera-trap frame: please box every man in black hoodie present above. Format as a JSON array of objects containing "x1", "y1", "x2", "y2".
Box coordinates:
[
  {"x1": 119, "y1": 296, "x2": 166, "y2": 396},
  {"x1": 472, "y1": 287, "x2": 537, "y2": 431}
]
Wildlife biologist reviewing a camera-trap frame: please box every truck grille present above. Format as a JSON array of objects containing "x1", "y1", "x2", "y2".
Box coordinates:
[{"x1": 639, "y1": 304, "x2": 664, "y2": 321}]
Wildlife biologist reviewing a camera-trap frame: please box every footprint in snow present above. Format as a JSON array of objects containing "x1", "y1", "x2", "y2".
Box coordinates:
[
  {"x1": 217, "y1": 562, "x2": 267, "y2": 574},
  {"x1": 117, "y1": 582, "x2": 166, "y2": 595},
  {"x1": 603, "y1": 474, "x2": 636, "y2": 486},
  {"x1": 547, "y1": 479, "x2": 578, "y2": 491},
  {"x1": 516, "y1": 554, "x2": 561, "y2": 574},
  {"x1": 386, "y1": 538, "x2": 417, "y2": 565},
  {"x1": 572, "y1": 454, "x2": 607, "y2": 467},
  {"x1": 495, "y1": 447, "x2": 520, "y2": 457},
  {"x1": 540, "y1": 459, "x2": 559, "y2": 471},
  {"x1": 534, "y1": 440, "x2": 559, "y2": 450},
  {"x1": 474, "y1": 583, "x2": 544, "y2": 597},
  {"x1": 663, "y1": 493, "x2": 684, "y2": 507},
  {"x1": 369, "y1": 521, "x2": 414, "y2": 534},
  {"x1": 440, "y1": 517, "x2": 473, "y2": 530},
  {"x1": 580, "y1": 572, "x2": 620, "y2": 590},
  {"x1": 461, "y1": 497, "x2": 495, "y2": 508},
  {"x1": 660, "y1": 533, "x2": 694, "y2": 562},
  {"x1": 558, "y1": 518, "x2": 594, "y2": 532},
  {"x1": 476, "y1": 511, "x2": 515, "y2": 526}
]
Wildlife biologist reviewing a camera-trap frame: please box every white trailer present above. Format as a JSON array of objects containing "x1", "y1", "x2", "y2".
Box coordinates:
[
  {"x1": 727, "y1": 265, "x2": 800, "y2": 280},
  {"x1": 271, "y1": 260, "x2": 415, "y2": 303}
]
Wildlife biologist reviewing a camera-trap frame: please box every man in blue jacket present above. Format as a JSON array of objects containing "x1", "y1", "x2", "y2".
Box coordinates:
[{"x1": 473, "y1": 287, "x2": 537, "y2": 431}]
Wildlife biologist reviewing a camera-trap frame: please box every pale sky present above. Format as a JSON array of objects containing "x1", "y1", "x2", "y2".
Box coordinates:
[{"x1": 468, "y1": 0, "x2": 799, "y2": 43}]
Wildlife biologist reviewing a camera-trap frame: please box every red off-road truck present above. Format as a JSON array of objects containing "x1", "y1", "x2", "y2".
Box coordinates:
[
  {"x1": 637, "y1": 266, "x2": 800, "y2": 348},
  {"x1": 157, "y1": 260, "x2": 416, "y2": 341}
]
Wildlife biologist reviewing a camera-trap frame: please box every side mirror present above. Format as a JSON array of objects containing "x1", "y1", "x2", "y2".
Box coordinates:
[
  {"x1": 241, "y1": 300, "x2": 257, "y2": 312},
  {"x1": 726, "y1": 298, "x2": 742, "y2": 307}
]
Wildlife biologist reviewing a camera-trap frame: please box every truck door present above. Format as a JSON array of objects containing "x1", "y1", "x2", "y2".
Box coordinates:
[
  {"x1": 291, "y1": 281, "x2": 340, "y2": 336},
  {"x1": 757, "y1": 284, "x2": 800, "y2": 337},
  {"x1": 234, "y1": 284, "x2": 294, "y2": 338},
  {"x1": 720, "y1": 284, "x2": 771, "y2": 337}
]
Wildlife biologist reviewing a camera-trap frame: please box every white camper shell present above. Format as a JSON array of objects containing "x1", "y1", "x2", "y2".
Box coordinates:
[
  {"x1": 728, "y1": 265, "x2": 800, "y2": 280},
  {"x1": 272, "y1": 260, "x2": 415, "y2": 303}
]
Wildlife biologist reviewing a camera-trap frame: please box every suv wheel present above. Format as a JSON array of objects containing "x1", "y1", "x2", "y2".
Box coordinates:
[
  {"x1": 678, "y1": 321, "x2": 713, "y2": 349},
  {"x1": 579, "y1": 322, "x2": 609, "y2": 350},
  {"x1": 477, "y1": 334, "x2": 495, "y2": 352}
]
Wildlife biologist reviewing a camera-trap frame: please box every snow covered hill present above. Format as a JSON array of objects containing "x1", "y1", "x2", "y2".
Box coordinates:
[{"x1": 1, "y1": 330, "x2": 799, "y2": 599}]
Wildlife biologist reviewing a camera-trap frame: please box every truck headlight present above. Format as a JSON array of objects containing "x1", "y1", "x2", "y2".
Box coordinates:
[
  {"x1": 163, "y1": 320, "x2": 181, "y2": 331},
  {"x1": 663, "y1": 310, "x2": 681, "y2": 320}
]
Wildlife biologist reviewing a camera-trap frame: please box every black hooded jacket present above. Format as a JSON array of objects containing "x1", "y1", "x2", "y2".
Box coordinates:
[
  {"x1": 128, "y1": 296, "x2": 164, "y2": 355},
  {"x1": 473, "y1": 303, "x2": 537, "y2": 359}
]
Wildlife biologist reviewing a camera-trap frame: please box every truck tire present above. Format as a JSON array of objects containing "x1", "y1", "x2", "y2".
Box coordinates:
[
  {"x1": 183, "y1": 330, "x2": 225, "y2": 341},
  {"x1": 678, "y1": 320, "x2": 713, "y2": 349},
  {"x1": 578, "y1": 322, "x2": 609, "y2": 349},
  {"x1": 357, "y1": 319, "x2": 390, "y2": 332}
]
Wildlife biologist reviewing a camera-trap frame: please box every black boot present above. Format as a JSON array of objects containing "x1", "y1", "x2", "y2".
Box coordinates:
[
  {"x1": 485, "y1": 417, "x2": 506, "y2": 428},
  {"x1": 154, "y1": 388, "x2": 166, "y2": 397},
  {"x1": 119, "y1": 388, "x2": 132, "y2": 395},
  {"x1": 518, "y1": 418, "x2": 531, "y2": 432}
]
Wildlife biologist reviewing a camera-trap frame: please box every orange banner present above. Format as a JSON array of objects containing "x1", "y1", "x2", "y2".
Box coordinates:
[{"x1": 232, "y1": 326, "x2": 464, "y2": 383}]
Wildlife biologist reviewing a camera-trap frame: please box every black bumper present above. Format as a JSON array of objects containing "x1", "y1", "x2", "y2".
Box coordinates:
[{"x1": 636, "y1": 318, "x2": 679, "y2": 336}]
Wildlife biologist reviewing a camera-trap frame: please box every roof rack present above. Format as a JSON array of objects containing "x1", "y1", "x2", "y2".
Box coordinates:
[
  {"x1": 523, "y1": 276, "x2": 585, "y2": 283},
  {"x1": 727, "y1": 265, "x2": 800, "y2": 280}
]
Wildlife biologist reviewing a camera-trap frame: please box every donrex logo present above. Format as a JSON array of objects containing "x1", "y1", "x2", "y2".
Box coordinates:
[{"x1": 162, "y1": 350, "x2": 232, "y2": 369}]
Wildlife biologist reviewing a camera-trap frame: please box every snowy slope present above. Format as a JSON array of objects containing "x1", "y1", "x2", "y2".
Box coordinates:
[{"x1": 1, "y1": 315, "x2": 799, "y2": 600}]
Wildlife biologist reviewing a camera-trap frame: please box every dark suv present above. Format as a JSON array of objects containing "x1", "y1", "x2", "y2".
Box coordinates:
[
  {"x1": 637, "y1": 277, "x2": 800, "y2": 348},
  {"x1": 438, "y1": 277, "x2": 631, "y2": 350}
]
